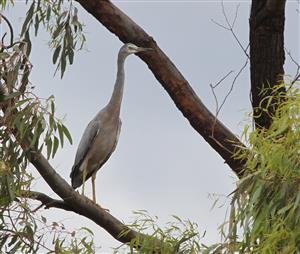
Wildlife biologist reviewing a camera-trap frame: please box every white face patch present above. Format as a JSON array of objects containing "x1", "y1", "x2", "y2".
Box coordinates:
[{"x1": 127, "y1": 44, "x2": 138, "y2": 53}]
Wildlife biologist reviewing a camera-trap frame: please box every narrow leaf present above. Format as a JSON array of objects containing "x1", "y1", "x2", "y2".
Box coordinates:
[
  {"x1": 52, "y1": 136, "x2": 59, "y2": 158},
  {"x1": 62, "y1": 124, "x2": 72, "y2": 144}
]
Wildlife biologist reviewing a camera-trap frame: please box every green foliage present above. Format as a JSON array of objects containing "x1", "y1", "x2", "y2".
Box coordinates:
[
  {"x1": 115, "y1": 210, "x2": 204, "y2": 254},
  {"x1": 0, "y1": 40, "x2": 73, "y2": 205},
  {"x1": 0, "y1": 210, "x2": 95, "y2": 253},
  {"x1": 214, "y1": 84, "x2": 300, "y2": 253},
  {"x1": 0, "y1": 13, "x2": 79, "y2": 253},
  {"x1": 2, "y1": 0, "x2": 86, "y2": 78},
  {"x1": 4, "y1": 2, "x2": 300, "y2": 253}
]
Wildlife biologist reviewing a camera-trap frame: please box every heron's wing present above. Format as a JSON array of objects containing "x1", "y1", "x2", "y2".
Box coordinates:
[
  {"x1": 113, "y1": 118, "x2": 122, "y2": 152},
  {"x1": 94, "y1": 118, "x2": 122, "y2": 172},
  {"x1": 70, "y1": 119, "x2": 99, "y2": 179}
]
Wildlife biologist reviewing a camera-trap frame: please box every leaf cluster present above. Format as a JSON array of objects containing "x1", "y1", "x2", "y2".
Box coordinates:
[
  {"x1": 0, "y1": 209, "x2": 95, "y2": 253},
  {"x1": 216, "y1": 84, "x2": 300, "y2": 253},
  {"x1": 2, "y1": 0, "x2": 86, "y2": 78},
  {"x1": 115, "y1": 210, "x2": 203, "y2": 254},
  {"x1": 0, "y1": 19, "x2": 76, "y2": 253}
]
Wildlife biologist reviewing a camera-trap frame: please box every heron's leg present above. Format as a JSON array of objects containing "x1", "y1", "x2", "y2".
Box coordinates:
[
  {"x1": 92, "y1": 172, "x2": 97, "y2": 203},
  {"x1": 81, "y1": 167, "x2": 87, "y2": 196}
]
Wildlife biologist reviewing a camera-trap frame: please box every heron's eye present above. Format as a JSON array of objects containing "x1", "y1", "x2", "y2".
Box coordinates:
[{"x1": 128, "y1": 46, "x2": 135, "y2": 51}]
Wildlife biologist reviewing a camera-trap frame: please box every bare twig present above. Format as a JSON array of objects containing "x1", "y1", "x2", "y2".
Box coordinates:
[
  {"x1": 285, "y1": 48, "x2": 300, "y2": 87},
  {"x1": 210, "y1": 70, "x2": 234, "y2": 90},
  {"x1": 227, "y1": 200, "x2": 236, "y2": 248},
  {"x1": 1, "y1": 32, "x2": 7, "y2": 46},
  {"x1": 210, "y1": 60, "x2": 249, "y2": 139},
  {"x1": 7, "y1": 209, "x2": 33, "y2": 249},
  {"x1": 0, "y1": 13, "x2": 14, "y2": 49},
  {"x1": 209, "y1": 70, "x2": 234, "y2": 121},
  {"x1": 212, "y1": 1, "x2": 250, "y2": 59},
  {"x1": 219, "y1": 59, "x2": 249, "y2": 114},
  {"x1": 209, "y1": 1, "x2": 249, "y2": 144}
]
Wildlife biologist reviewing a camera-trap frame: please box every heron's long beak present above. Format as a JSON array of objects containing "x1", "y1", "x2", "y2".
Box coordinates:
[{"x1": 136, "y1": 47, "x2": 153, "y2": 52}]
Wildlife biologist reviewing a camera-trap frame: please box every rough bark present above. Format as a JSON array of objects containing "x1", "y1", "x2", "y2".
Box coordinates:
[
  {"x1": 250, "y1": 0, "x2": 286, "y2": 129},
  {"x1": 75, "y1": 0, "x2": 246, "y2": 177}
]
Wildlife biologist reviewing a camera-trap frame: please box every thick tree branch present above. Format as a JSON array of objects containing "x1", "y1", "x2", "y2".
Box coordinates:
[
  {"x1": 0, "y1": 46, "x2": 155, "y2": 249},
  {"x1": 25, "y1": 150, "x2": 154, "y2": 246},
  {"x1": 75, "y1": 0, "x2": 246, "y2": 177},
  {"x1": 0, "y1": 100, "x2": 156, "y2": 247},
  {"x1": 250, "y1": 0, "x2": 286, "y2": 129},
  {"x1": 0, "y1": 105, "x2": 158, "y2": 248}
]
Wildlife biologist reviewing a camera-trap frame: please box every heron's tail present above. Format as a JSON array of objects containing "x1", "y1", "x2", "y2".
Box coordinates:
[{"x1": 70, "y1": 165, "x2": 82, "y2": 189}]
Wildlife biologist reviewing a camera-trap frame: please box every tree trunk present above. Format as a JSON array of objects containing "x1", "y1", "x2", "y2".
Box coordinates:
[{"x1": 250, "y1": 0, "x2": 286, "y2": 129}]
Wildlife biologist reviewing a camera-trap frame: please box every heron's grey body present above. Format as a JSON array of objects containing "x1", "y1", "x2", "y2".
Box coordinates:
[
  {"x1": 70, "y1": 109, "x2": 122, "y2": 189},
  {"x1": 70, "y1": 43, "x2": 151, "y2": 201}
]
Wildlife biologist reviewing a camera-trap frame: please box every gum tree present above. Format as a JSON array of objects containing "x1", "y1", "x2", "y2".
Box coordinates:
[{"x1": 1, "y1": 0, "x2": 297, "y2": 253}]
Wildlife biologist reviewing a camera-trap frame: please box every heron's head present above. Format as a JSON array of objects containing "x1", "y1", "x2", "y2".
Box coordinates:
[{"x1": 120, "y1": 43, "x2": 152, "y2": 56}]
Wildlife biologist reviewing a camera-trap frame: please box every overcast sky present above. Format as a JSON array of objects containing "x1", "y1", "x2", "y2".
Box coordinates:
[{"x1": 6, "y1": 1, "x2": 300, "y2": 252}]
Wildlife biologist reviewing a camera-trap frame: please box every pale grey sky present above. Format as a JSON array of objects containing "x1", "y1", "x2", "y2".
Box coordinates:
[{"x1": 6, "y1": 1, "x2": 300, "y2": 252}]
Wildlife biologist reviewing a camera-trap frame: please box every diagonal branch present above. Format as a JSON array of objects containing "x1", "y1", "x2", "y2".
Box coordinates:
[
  {"x1": 0, "y1": 20, "x2": 157, "y2": 247},
  {"x1": 24, "y1": 149, "x2": 154, "y2": 246},
  {"x1": 75, "y1": 0, "x2": 246, "y2": 177},
  {"x1": 0, "y1": 107, "x2": 157, "y2": 248}
]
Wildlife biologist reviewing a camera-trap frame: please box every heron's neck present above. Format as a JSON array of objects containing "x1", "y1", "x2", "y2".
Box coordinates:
[{"x1": 107, "y1": 54, "x2": 126, "y2": 115}]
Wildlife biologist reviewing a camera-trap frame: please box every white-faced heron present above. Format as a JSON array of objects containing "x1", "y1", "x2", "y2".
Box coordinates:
[{"x1": 70, "y1": 43, "x2": 152, "y2": 203}]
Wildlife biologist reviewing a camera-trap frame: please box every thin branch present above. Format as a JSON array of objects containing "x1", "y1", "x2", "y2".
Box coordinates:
[
  {"x1": 209, "y1": 1, "x2": 249, "y2": 144},
  {"x1": 212, "y1": 1, "x2": 249, "y2": 59},
  {"x1": 285, "y1": 48, "x2": 300, "y2": 87},
  {"x1": 0, "y1": 104, "x2": 157, "y2": 247},
  {"x1": 210, "y1": 70, "x2": 234, "y2": 90},
  {"x1": 231, "y1": 3, "x2": 240, "y2": 28},
  {"x1": 210, "y1": 60, "x2": 249, "y2": 143},
  {"x1": 211, "y1": 19, "x2": 230, "y2": 31},
  {"x1": 19, "y1": 191, "x2": 74, "y2": 212},
  {"x1": 209, "y1": 70, "x2": 234, "y2": 136},
  {"x1": 0, "y1": 13, "x2": 14, "y2": 48},
  {"x1": 2, "y1": 32, "x2": 7, "y2": 46},
  {"x1": 17, "y1": 141, "x2": 160, "y2": 248},
  {"x1": 218, "y1": 59, "x2": 249, "y2": 114},
  {"x1": 7, "y1": 209, "x2": 33, "y2": 249}
]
